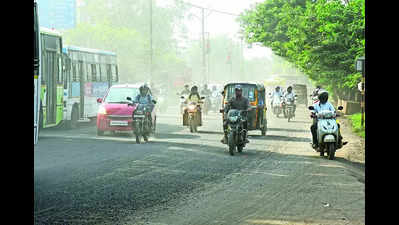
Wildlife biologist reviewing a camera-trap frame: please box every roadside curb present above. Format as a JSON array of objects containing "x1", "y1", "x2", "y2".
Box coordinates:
[{"x1": 337, "y1": 115, "x2": 365, "y2": 165}]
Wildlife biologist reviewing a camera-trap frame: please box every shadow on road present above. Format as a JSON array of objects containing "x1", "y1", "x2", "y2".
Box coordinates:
[
  {"x1": 267, "y1": 127, "x2": 309, "y2": 133},
  {"x1": 249, "y1": 134, "x2": 312, "y2": 143}
]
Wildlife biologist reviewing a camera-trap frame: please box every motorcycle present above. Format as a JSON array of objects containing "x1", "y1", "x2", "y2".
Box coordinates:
[
  {"x1": 224, "y1": 109, "x2": 248, "y2": 156},
  {"x1": 308, "y1": 105, "x2": 345, "y2": 160},
  {"x1": 127, "y1": 97, "x2": 156, "y2": 144},
  {"x1": 284, "y1": 95, "x2": 297, "y2": 122},
  {"x1": 178, "y1": 94, "x2": 189, "y2": 115},
  {"x1": 182, "y1": 96, "x2": 204, "y2": 133}
]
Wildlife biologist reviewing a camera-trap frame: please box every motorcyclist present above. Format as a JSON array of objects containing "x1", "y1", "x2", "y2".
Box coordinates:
[
  {"x1": 187, "y1": 85, "x2": 201, "y2": 103},
  {"x1": 310, "y1": 91, "x2": 346, "y2": 149},
  {"x1": 201, "y1": 84, "x2": 212, "y2": 113},
  {"x1": 283, "y1": 86, "x2": 296, "y2": 117},
  {"x1": 221, "y1": 85, "x2": 251, "y2": 144},
  {"x1": 134, "y1": 84, "x2": 155, "y2": 126},
  {"x1": 181, "y1": 84, "x2": 191, "y2": 95}
]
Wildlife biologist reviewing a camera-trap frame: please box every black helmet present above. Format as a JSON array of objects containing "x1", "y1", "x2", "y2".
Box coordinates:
[
  {"x1": 318, "y1": 91, "x2": 328, "y2": 104},
  {"x1": 140, "y1": 84, "x2": 149, "y2": 95},
  {"x1": 287, "y1": 86, "x2": 292, "y2": 92},
  {"x1": 191, "y1": 85, "x2": 198, "y2": 92}
]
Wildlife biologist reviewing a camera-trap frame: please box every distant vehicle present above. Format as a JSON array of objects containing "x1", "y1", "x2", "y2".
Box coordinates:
[
  {"x1": 34, "y1": 1, "x2": 41, "y2": 144},
  {"x1": 292, "y1": 84, "x2": 308, "y2": 105},
  {"x1": 62, "y1": 45, "x2": 119, "y2": 128},
  {"x1": 96, "y1": 84, "x2": 141, "y2": 136}
]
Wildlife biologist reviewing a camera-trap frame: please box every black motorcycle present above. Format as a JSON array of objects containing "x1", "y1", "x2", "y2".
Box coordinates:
[
  {"x1": 127, "y1": 97, "x2": 156, "y2": 144},
  {"x1": 225, "y1": 109, "x2": 248, "y2": 156}
]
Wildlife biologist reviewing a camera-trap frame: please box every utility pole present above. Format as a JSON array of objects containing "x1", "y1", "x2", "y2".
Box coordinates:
[
  {"x1": 201, "y1": 8, "x2": 206, "y2": 84},
  {"x1": 150, "y1": 0, "x2": 153, "y2": 82}
]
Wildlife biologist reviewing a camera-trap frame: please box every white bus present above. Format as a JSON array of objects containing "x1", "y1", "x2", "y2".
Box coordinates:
[
  {"x1": 62, "y1": 45, "x2": 119, "y2": 128},
  {"x1": 34, "y1": 1, "x2": 41, "y2": 144}
]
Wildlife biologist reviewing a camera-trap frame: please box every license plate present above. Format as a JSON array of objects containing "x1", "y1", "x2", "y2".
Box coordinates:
[
  {"x1": 134, "y1": 115, "x2": 145, "y2": 118},
  {"x1": 110, "y1": 120, "x2": 128, "y2": 126}
]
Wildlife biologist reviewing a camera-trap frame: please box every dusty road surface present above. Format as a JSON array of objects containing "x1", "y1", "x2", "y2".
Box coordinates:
[{"x1": 35, "y1": 104, "x2": 364, "y2": 225}]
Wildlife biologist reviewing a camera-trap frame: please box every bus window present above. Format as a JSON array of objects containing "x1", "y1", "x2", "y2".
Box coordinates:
[
  {"x1": 112, "y1": 65, "x2": 118, "y2": 82},
  {"x1": 72, "y1": 63, "x2": 77, "y2": 82},
  {"x1": 91, "y1": 64, "x2": 98, "y2": 81},
  {"x1": 100, "y1": 64, "x2": 107, "y2": 81}
]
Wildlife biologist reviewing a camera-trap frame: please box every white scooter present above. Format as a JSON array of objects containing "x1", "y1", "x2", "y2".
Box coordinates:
[{"x1": 308, "y1": 105, "x2": 345, "y2": 160}]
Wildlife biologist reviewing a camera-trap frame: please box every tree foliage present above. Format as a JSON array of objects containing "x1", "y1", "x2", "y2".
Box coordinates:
[{"x1": 239, "y1": 0, "x2": 365, "y2": 97}]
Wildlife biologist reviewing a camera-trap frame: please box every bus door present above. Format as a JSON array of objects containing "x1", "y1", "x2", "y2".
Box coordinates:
[
  {"x1": 45, "y1": 49, "x2": 58, "y2": 125},
  {"x1": 78, "y1": 60, "x2": 85, "y2": 119},
  {"x1": 34, "y1": 2, "x2": 40, "y2": 144}
]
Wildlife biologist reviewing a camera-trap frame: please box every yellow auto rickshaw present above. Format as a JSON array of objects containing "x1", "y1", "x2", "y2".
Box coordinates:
[{"x1": 220, "y1": 82, "x2": 267, "y2": 136}]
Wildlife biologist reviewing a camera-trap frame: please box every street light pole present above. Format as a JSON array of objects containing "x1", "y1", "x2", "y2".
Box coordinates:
[
  {"x1": 150, "y1": 0, "x2": 153, "y2": 82},
  {"x1": 201, "y1": 8, "x2": 206, "y2": 84}
]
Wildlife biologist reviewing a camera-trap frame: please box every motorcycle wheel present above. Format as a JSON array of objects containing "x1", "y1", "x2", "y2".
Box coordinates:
[
  {"x1": 228, "y1": 132, "x2": 235, "y2": 156},
  {"x1": 143, "y1": 134, "x2": 148, "y2": 142},
  {"x1": 189, "y1": 119, "x2": 194, "y2": 133},
  {"x1": 320, "y1": 149, "x2": 324, "y2": 156},
  {"x1": 327, "y1": 143, "x2": 336, "y2": 160}
]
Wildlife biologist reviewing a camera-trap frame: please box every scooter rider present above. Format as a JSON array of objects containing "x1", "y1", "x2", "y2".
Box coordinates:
[
  {"x1": 221, "y1": 85, "x2": 251, "y2": 144},
  {"x1": 310, "y1": 91, "x2": 345, "y2": 149},
  {"x1": 283, "y1": 86, "x2": 296, "y2": 117}
]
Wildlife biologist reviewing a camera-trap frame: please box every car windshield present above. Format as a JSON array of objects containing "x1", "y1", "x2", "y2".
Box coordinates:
[
  {"x1": 226, "y1": 85, "x2": 256, "y2": 102},
  {"x1": 104, "y1": 87, "x2": 139, "y2": 103}
]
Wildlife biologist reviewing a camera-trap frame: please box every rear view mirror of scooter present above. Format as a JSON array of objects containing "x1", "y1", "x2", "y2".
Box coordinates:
[
  {"x1": 126, "y1": 97, "x2": 132, "y2": 101},
  {"x1": 308, "y1": 106, "x2": 315, "y2": 110},
  {"x1": 338, "y1": 106, "x2": 343, "y2": 110}
]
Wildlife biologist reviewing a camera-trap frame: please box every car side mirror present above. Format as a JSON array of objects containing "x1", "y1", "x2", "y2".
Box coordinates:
[
  {"x1": 97, "y1": 98, "x2": 103, "y2": 103},
  {"x1": 221, "y1": 91, "x2": 224, "y2": 95},
  {"x1": 180, "y1": 96, "x2": 185, "y2": 99},
  {"x1": 308, "y1": 106, "x2": 314, "y2": 110},
  {"x1": 201, "y1": 97, "x2": 205, "y2": 99},
  {"x1": 152, "y1": 100, "x2": 157, "y2": 104},
  {"x1": 338, "y1": 106, "x2": 343, "y2": 110},
  {"x1": 295, "y1": 95, "x2": 298, "y2": 97},
  {"x1": 219, "y1": 109, "x2": 224, "y2": 113}
]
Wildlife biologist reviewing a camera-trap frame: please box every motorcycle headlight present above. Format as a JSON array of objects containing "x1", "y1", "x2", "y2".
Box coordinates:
[
  {"x1": 98, "y1": 105, "x2": 107, "y2": 115},
  {"x1": 229, "y1": 116, "x2": 238, "y2": 123},
  {"x1": 188, "y1": 105, "x2": 196, "y2": 110}
]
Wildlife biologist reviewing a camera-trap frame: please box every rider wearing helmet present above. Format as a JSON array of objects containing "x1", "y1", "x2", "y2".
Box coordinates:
[
  {"x1": 310, "y1": 91, "x2": 345, "y2": 149},
  {"x1": 181, "y1": 84, "x2": 191, "y2": 95},
  {"x1": 221, "y1": 85, "x2": 251, "y2": 144},
  {"x1": 187, "y1": 85, "x2": 201, "y2": 103},
  {"x1": 135, "y1": 84, "x2": 155, "y2": 125}
]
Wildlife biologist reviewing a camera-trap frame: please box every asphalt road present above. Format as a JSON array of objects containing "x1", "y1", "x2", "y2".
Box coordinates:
[{"x1": 34, "y1": 105, "x2": 365, "y2": 225}]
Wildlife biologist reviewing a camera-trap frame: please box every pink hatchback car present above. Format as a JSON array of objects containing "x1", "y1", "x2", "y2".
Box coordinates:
[{"x1": 96, "y1": 84, "x2": 141, "y2": 136}]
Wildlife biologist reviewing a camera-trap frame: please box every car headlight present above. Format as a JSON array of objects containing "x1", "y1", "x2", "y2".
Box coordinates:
[{"x1": 98, "y1": 105, "x2": 107, "y2": 115}]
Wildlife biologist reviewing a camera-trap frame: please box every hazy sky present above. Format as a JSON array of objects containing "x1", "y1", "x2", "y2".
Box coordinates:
[{"x1": 158, "y1": 0, "x2": 272, "y2": 60}]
